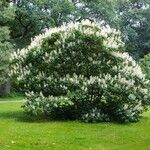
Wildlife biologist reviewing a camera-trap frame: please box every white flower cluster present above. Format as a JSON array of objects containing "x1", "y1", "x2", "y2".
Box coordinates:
[
  {"x1": 112, "y1": 52, "x2": 145, "y2": 79},
  {"x1": 102, "y1": 27, "x2": 124, "y2": 49},
  {"x1": 11, "y1": 20, "x2": 124, "y2": 62}
]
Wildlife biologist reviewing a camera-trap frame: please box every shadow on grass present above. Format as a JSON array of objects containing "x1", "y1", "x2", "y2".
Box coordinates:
[
  {"x1": 0, "y1": 110, "x2": 77, "y2": 123},
  {"x1": 0, "y1": 110, "x2": 47, "y2": 123},
  {"x1": 0, "y1": 109, "x2": 149, "y2": 125}
]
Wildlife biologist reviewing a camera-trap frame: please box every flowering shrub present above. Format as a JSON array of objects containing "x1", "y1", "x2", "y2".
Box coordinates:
[
  {"x1": 11, "y1": 20, "x2": 150, "y2": 122},
  {"x1": 23, "y1": 92, "x2": 74, "y2": 119}
]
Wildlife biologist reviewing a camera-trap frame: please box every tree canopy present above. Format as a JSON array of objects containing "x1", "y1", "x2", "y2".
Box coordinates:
[
  {"x1": 0, "y1": 0, "x2": 15, "y2": 84},
  {"x1": 117, "y1": 0, "x2": 150, "y2": 59},
  {"x1": 10, "y1": 0, "x2": 118, "y2": 49}
]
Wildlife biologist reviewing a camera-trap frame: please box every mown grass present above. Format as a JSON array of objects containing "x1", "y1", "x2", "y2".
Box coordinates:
[{"x1": 0, "y1": 102, "x2": 150, "y2": 150}]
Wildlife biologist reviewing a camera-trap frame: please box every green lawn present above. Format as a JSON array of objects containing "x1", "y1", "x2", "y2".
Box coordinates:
[{"x1": 0, "y1": 102, "x2": 150, "y2": 150}]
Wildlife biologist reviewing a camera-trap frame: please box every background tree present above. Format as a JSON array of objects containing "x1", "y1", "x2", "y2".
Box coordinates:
[
  {"x1": 10, "y1": 0, "x2": 118, "y2": 49},
  {"x1": 0, "y1": 0, "x2": 15, "y2": 96},
  {"x1": 10, "y1": 0, "x2": 76, "y2": 48},
  {"x1": 117, "y1": 0, "x2": 150, "y2": 59},
  {"x1": 74, "y1": 0, "x2": 118, "y2": 27},
  {"x1": 140, "y1": 53, "x2": 150, "y2": 80}
]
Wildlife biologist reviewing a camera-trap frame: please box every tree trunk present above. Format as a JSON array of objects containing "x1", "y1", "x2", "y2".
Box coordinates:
[{"x1": 0, "y1": 83, "x2": 10, "y2": 96}]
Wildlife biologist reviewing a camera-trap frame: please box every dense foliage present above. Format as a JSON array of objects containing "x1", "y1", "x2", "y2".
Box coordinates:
[
  {"x1": 10, "y1": 0, "x2": 76, "y2": 48},
  {"x1": 140, "y1": 53, "x2": 150, "y2": 80},
  {"x1": 11, "y1": 20, "x2": 150, "y2": 122},
  {"x1": 118, "y1": 0, "x2": 150, "y2": 59},
  {"x1": 0, "y1": 0, "x2": 15, "y2": 95}
]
